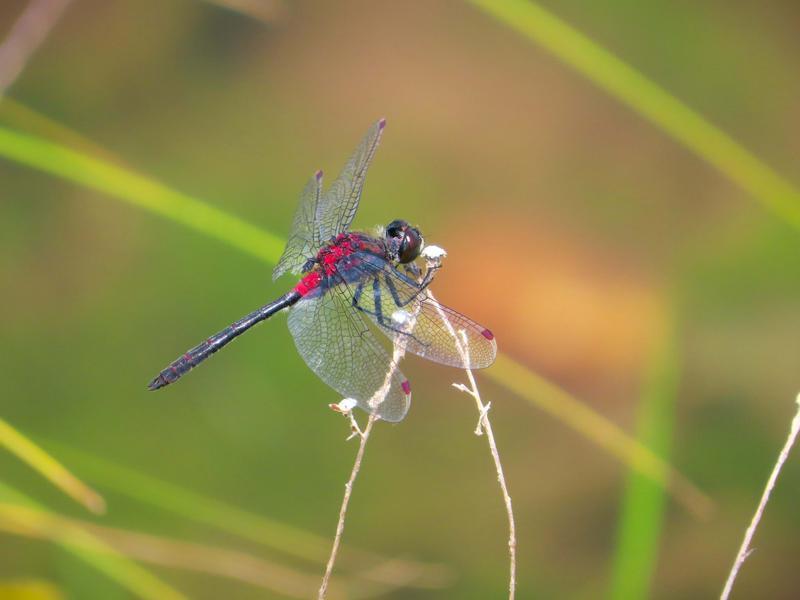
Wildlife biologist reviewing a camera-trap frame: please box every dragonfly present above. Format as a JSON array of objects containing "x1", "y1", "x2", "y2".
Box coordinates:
[{"x1": 148, "y1": 119, "x2": 496, "y2": 422}]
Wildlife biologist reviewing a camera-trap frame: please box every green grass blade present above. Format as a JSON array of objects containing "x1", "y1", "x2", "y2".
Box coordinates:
[
  {"x1": 0, "y1": 117, "x2": 707, "y2": 511},
  {"x1": 40, "y1": 440, "x2": 339, "y2": 563},
  {"x1": 0, "y1": 97, "x2": 117, "y2": 160},
  {"x1": 488, "y1": 354, "x2": 708, "y2": 518},
  {"x1": 0, "y1": 481, "x2": 186, "y2": 600},
  {"x1": 609, "y1": 309, "x2": 679, "y2": 599},
  {"x1": 466, "y1": 0, "x2": 800, "y2": 231},
  {"x1": 0, "y1": 125, "x2": 283, "y2": 264},
  {"x1": 38, "y1": 440, "x2": 451, "y2": 590},
  {"x1": 0, "y1": 502, "x2": 341, "y2": 599},
  {"x1": 0, "y1": 579, "x2": 62, "y2": 599},
  {"x1": 0, "y1": 418, "x2": 105, "y2": 514}
]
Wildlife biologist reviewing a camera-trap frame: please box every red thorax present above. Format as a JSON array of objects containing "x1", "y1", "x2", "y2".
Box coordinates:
[{"x1": 294, "y1": 233, "x2": 385, "y2": 297}]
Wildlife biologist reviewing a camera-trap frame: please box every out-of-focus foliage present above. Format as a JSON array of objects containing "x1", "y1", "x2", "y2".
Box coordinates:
[
  {"x1": 0, "y1": 482, "x2": 185, "y2": 599},
  {"x1": 1, "y1": 1, "x2": 799, "y2": 598},
  {"x1": 0, "y1": 417, "x2": 104, "y2": 514},
  {"x1": 0, "y1": 578, "x2": 63, "y2": 600}
]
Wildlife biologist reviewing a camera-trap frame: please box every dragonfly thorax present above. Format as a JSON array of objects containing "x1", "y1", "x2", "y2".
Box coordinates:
[
  {"x1": 294, "y1": 233, "x2": 385, "y2": 297},
  {"x1": 317, "y1": 233, "x2": 385, "y2": 270}
]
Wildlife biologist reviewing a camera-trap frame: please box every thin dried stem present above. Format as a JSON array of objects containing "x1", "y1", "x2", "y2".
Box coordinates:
[
  {"x1": 720, "y1": 394, "x2": 800, "y2": 600},
  {"x1": 421, "y1": 256, "x2": 516, "y2": 598},
  {"x1": 319, "y1": 327, "x2": 418, "y2": 598},
  {"x1": 0, "y1": 502, "x2": 325, "y2": 598},
  {"x1": 319, "y1": 257, "x2": 431, "y2": 598},
  {"x1": 0, "y1": 0, "x2": 73, "y2": 96},
  {"x1": 319, "y1": 413, "x2": 377, "y2": 599},
  {"x1": 452, "y1": 330, "x2": 516, "y2": 600},
  {"x1": 201, "y1": 0, "x2": 287, "y2": 24}
]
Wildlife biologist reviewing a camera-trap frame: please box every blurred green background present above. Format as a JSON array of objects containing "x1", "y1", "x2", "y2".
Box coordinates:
[{"x1": 1, "y1": 0, "x2": 799, "y2": 598}]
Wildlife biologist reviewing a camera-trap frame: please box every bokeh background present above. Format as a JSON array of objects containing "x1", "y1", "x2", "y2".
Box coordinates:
[{"x1": 1, "y1": 1, "x2": 799, "y2": 598}]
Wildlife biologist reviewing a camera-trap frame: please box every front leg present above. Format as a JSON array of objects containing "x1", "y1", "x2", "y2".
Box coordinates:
[
  {"x1": 352, "y1": 276, "x2": 424, "y2": 340},
  {"x1": 417, "y1": 261, "x2": 441, "y2": 291},
  {"x1": 399, "y1": 250, "x2": 443, "y2": 296},
  {"x1": 418, "y1": 244, "x2": 447, "y2": 290},
  {"x1": 351, "y1": 277, "x2": 389, "y2": 325},
  {"x1": 383, "y1": 262, "x2": 439, "y2": 309},
  {"x1": 403, "y1": 262, "x2": 421, "y2": 278}
]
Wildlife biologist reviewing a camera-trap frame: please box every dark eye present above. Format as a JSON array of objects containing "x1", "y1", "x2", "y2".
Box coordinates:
[
  {"x1": 398, "y1": 227, "x2": 422, "y2": 263},
  {"x1": 385, "y1": 219, "x2": 405, "y2": 239}
]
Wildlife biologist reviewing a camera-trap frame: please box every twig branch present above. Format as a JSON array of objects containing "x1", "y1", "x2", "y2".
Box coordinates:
[
  {"x1": 319, "y1": 250, "x2": 434, "y2": 598},
  {"x1": 420, "y1": 246, "x2": 516, "y2": 597},
  {"x1": 452, "y1": 330, "x2": 516, "y2": 600},
  {"x1": 720, "y1": 393, "x2": 800, "y2": 600},
  {"x1": 318, "y1": 413, "x2": 377, "y2": 599}
]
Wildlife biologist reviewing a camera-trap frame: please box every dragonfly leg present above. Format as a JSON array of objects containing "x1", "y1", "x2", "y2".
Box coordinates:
[
  {"x1": 403, "y1": 262, "x2": 421, "y2": 278},
  {"x1": 382, "y1": 272, "x2": 430, "y2": 308},
  {"x1": 382, "y1": 274, "x2": 410, "y2": 307},
  {"x1": 351, "y1": 278, "x2": 392, "y2": 325},
  {"x1": 417, "y1": 261, "x2": 441, "y2": 290},
  {"x1": 352, "y1": 279, "x2": 365, "y2": 306},
  {"x1": 351, "y1": 277, "x2": 427, "y2": 345},
  {"x1": 382, "y1": 262, "x2": 441, "y2": 310}
]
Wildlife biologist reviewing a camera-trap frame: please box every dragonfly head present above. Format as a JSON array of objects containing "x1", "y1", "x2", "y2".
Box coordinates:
[{"x1": 385, "y1": 219, "x2": 423, "y2": 264}]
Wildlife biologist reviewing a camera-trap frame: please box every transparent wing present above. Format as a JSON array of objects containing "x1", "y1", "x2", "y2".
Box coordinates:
[
  {"x1": 287, "y1": 280, "x2": 411, "y2": 423},
  {"x1": 316, "y1": 119, "x2": 386, "y2": 242},
  {"x1": 272, "y1": 171, "x2": 324, "y2": 281},
  {"x1": 350, "y1": 254, "x2": 497, "y2": 369}
]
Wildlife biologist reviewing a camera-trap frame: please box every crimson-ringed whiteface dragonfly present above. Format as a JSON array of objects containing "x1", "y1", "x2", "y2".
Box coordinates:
[{"x1": 148, "y1": 119, "x2": 496, "y2": 422}]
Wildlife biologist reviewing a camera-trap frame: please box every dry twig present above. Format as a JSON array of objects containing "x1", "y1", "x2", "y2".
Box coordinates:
[
  {"x1": 720, "y1": 393, "x2": 800, "y2": 600},
  {"x1": 318, "y1": 251, "x2": 431, "y2": 598},
  {"x1": 423, "y1": 245, "x2": 516, "y2": 598},
  {"x1": 0, "y1": 0, "x2": 73, "y2": 96},
  {"x1": 450, "y1": 329, "x2": 516, "y2": 599},
  {"x1": 318, "y1": 413, "x2": 378, "y2": 599}
]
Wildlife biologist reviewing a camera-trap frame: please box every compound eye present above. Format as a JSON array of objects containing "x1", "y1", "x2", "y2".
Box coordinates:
[
  {"x1": 398, "y1": 227, "x2": 422, "y2": 263},
  {"x1": 385, "y1": 219, "x2": 407, "y2": 240}
]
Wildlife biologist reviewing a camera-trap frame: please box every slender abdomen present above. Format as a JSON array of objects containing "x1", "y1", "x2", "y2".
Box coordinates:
[{"x1": 148, "y1": 291, "x2": 300, "y2": 390}]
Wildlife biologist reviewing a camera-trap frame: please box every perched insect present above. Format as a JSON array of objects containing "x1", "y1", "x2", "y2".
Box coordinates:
[{"x1": 149, "y1": 119, "x2": 496, "y2": 421}]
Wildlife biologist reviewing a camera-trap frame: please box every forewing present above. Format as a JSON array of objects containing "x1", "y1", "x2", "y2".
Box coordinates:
[
  {"x1": 286, "y1": 281, "x2": 411, "y2": 422},
  {"x1": 316, "y1": 119, "x2": 385, "y2": 242},
  {"x1": 352, "y1": 257, "x2": 497, "y2": 369},
  {"x1": 272, "y1": 171, "x2": 324, "y2": 281}
]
